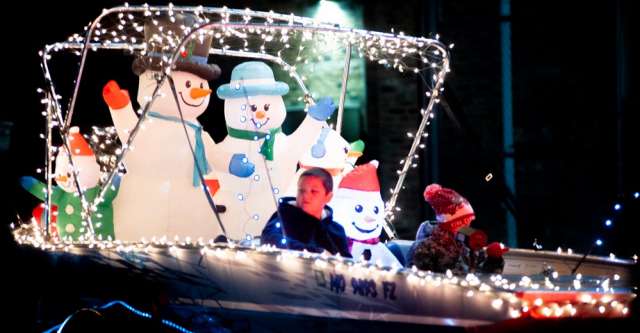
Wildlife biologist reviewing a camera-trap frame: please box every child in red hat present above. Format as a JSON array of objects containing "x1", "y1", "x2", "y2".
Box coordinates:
[
  {"x1": 408, "y1": 184, "x2": 474, "y2": 273},
  {"x1": 408, "y1": 184, "x2": 509, "y2": 274}
]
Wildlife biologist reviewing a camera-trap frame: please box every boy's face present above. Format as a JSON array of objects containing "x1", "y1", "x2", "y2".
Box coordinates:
[{"x1": 296, "y1": 176, "x2": 333, "y2": 218}]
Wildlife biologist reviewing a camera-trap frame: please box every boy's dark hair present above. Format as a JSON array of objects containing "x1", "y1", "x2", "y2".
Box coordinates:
[{"x1": 299, "y1": 168, "x2": 333, "y2": 193}]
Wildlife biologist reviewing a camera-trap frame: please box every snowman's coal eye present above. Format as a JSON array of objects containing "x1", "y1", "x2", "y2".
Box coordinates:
[
  {"x1": 343, "y1": 147, "x2": 348, "y2": 154},
  {"x1": 264, "y1": 104, "x2": 270, "y2": 111},
  {"x1": 250, "y1": 104, "x2": 258, "y2": 112},
  {"x1": 374, "y1": 206, "x2": 379, "y2": 214},
  {"x1": 185, "y1": 80, "x2": 192, "y2": 88},
  {"x1": 355, "y1": 205, "x2": 363, "y2": 213},
  {"x1": 199, "y1": 82, "x2": 204, "y2": 89}
]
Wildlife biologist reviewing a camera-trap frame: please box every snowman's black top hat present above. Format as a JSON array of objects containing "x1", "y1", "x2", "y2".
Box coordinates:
[{"x1": 132, "y1": 13, "x2": 221, "y2": 80}]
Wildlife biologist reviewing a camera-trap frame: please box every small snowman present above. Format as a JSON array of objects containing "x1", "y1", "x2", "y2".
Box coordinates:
[
  {"x1": 21, "y1": 127, "x2": 119, "y2": 241},
  {"x1": 215, "y1": 61, "x2": 336, "y2": 239},
  {"x1": 330, "y1": 161, "x2": 401, "y2": 267},
  {"x1": 284, "y1": 126, "x2": 364, "y2": 196},
  {"x1": 102, "y1": 14, "x2": 251, "y2": 241}
]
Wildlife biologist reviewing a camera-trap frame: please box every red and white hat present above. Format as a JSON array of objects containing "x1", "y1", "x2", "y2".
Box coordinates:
[
  {"x1": 67, "y1": 127, "x2": 94, "y2": 156},
  {"x1": 423, "y1": 183, "x2": 475, "y2": 232},
  {"x1": 339, "y1": 160, "x2": 380, "y2": 192}
]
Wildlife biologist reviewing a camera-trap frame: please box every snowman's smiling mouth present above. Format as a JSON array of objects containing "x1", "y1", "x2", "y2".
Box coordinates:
[
  {"x1": 179, "y1": 91, "x2": 205, "y2": 107},
  {"x1": 352, "y1": 221, "x2": 378, "y2": 233},
  {"x1": 251, "y1": 118, "x2": 270, "y2": 128}
]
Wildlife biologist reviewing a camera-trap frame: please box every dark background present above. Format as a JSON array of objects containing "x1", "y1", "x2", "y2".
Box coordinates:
[{"x1": 1, "y1": 0, "x2": 638, "y2": 329}]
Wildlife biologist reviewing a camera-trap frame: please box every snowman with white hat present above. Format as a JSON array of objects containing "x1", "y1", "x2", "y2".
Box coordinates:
[
  {"x1": 283, "y1": 126, "x2": 365, "y2": 197},
  {"x1": 215, "y1": 61, "x2": 336, "y2": 239},
  {"x1": 102, "y1": 13, "x2": 252, "y2": 242}
]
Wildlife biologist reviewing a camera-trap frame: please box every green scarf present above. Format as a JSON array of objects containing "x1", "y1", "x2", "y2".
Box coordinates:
[{"x1": 226, "y1": 126, "x2": 282, "y2": 161}]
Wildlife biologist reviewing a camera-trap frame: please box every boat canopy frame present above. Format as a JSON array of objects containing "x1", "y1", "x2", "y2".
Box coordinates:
[{"x1": 38, "y1": 5, "x2": 451, "y2": 242}]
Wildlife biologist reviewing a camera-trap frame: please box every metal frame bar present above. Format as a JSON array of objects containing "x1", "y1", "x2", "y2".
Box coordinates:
[
  {"x1": 38, "y1": 5, "x2": 450, "y2": 241},
  {"x1": 336, "y1": 43, "x2": 352, "y2": 133}
]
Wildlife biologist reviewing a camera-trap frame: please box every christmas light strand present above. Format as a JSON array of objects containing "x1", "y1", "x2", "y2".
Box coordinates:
[
  {"x1": 11, "y1": 222, "x2": 634, "y2": 320},
  {"x1": 37, "y1": 4, "x2": 450, "y2": 241}
]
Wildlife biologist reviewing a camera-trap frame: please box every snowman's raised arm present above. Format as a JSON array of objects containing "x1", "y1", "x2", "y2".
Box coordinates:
[
  {"x1": 203, "y1": 133, "x2": 255, "y2": 178},
  {"x1": 103, "y1": 80, "x2": 139, "y2": 143},
  {"x1": 285, "y1": 97, "x2": 336, "y2": 162},
  {"x1": 20, "y1": 176, "x2": 64, "y2": 203}
]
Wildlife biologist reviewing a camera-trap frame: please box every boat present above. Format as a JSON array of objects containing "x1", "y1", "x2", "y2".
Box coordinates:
[{"x1": 8, "y1": 4, "x2": 636, "y2": 332}]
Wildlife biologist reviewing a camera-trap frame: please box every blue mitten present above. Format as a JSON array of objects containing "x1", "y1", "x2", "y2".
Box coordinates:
[
  {"x1": 20, "y1": 176, "x2": 39, "y2": 191},
  {"x1": 308, "y1": 97, "x2": 336, "y2": 121},
  {"x1": 229, "y1": 153, "x2": 255, "y2": 178},
  {"x1": 111, "y1": 173, "x2": 122, "y2": 188}
]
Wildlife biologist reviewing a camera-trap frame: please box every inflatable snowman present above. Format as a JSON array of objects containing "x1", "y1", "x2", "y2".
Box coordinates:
[
  {"x1": 330, "y1": 161, "x2": 401, "y2": 267},
  {"x1": 284, "y1": 126, "x2": 364, "y2": 196},
  {"x1": 102, "y1": 14, "x2": 250, "y2": 241},
  {"x1": 215, "y1": 61, "x2": 336, "y2": 239},
  {"x1": 21, "y1": 127, "x2": 118, "y2": 241}
]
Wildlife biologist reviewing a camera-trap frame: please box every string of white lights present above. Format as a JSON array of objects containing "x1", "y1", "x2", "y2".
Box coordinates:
[
  {"x1": 11, "y1": 221, "x2": 633, "y2": 320},
  {"x1": 36, "y1": 5, "x2": 450, "y2": 241}
]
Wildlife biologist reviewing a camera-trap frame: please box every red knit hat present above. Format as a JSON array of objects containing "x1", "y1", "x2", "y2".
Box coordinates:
[
  {"x1": 423, "y1": 183, "x2": 475, "y2": 232},
  {"x1": 486, "y1": 242, "x2": 509, "y2": 258},
  {"x1": 338, "y1": 160, "x2": 380, "y2": 192}
]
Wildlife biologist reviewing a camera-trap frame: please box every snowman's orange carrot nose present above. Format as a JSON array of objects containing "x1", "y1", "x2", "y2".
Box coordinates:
[
  {"x1": 255, "y1": 110, "x2": 266, "y2": 119},
  {"x1": 190, "y1": 88, "x2": 212, "y2": 99}
]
